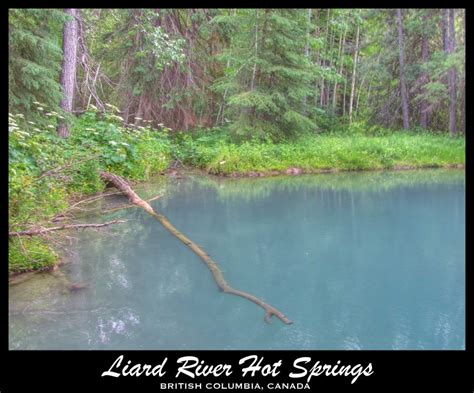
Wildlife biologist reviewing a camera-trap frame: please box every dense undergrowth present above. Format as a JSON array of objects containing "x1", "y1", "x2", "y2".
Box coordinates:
[
  {"x1": 9, "y1": 107, "x2": 465, "y2": 273},
  {"x1": 9, "y1": 105, "x2": 172, "y2": 273}
]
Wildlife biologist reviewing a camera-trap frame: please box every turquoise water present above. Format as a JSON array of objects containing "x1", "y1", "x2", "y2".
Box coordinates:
[{"x1": 9, "y1": 170, "x2": 465, "y2": 350}]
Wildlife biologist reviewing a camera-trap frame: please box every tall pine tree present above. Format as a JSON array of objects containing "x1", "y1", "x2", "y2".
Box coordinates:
[{"x1": 215, "y1": 9, "x2": 316, "y2": 140}]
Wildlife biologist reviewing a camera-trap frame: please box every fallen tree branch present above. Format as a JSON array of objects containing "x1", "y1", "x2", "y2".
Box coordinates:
[
  {"x1": 101, "y1": 193, "x2": 163, "y2": 214},
  {"x1": 100, "y1": 171, "x2": 292, "y2": 325},
  {"x1": 9, "y1": 220, "x2": 126, "y2": 237}
]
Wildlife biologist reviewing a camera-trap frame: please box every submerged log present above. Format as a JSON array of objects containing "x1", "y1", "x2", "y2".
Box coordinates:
[
  {"x1": 9, "y1": 220, "x2": 127, "y2": 237},
  {"x1": 100, "y1": 171, "x2": 292, "y2": 325}
]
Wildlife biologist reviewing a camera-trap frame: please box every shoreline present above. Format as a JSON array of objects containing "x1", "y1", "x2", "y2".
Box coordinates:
[
  {"x1": 9, "y1": 164, "x2": 465, "y2": 278},
  {"x1": 205, "y1": 163, "x2": 465, "y2": 178}
]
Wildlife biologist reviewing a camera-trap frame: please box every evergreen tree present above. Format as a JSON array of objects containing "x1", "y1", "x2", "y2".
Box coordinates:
[
  {"x1": 215, "y1": 9, "x2": 316, "y2": 140},
  {"x1": 8, "y1": 9, "x2": 66, "y2": 118}
]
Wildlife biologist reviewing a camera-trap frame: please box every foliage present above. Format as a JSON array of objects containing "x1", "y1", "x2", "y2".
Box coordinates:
[
  {"x1": 214, "y1": 9, "x2": 316, "y2": 140},
  {"x1": 9, "y1": 106, "x2": 172, "y2": 273},
  {"x1": 8, "y1": 9, "x2": 66, "y2": 122}
]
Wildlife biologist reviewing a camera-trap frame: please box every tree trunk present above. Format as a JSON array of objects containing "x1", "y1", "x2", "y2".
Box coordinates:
[
  {"x1": 419, "y1": 12, "x2": 430, "y2": 128},
  {"x1": 332, "y1": 26, "x2": 346, "y2": 113},
  {"x1": 134, "y1": 94, "x2": 145, "y2": 126},
  {"x1": 448, "y1": 9, "x2": 457, "y2": 135},
  {"x1": 250, "y1": 9, "x2": 259, "y2": 91},
  {"x1": 342, "y1": 68, "x2": 347, "y2": 118},
  {"x1": 303, "y1": 8, "x2": 312, "y2": 113},
  {"x1": 57, "y1": 9, "x2": 79, "y2": 138},
  {"x1": 460, "y1": 76, "x2": 465, "y2": 134},
  {"x1": 461, "y1": 11, "x2": 465, "y2": 134},
  {"x1": 313, "y1": 9, "x2": 320, "y2": 112},
  {"x1": 442, "y1": 9, "x2": 449, "y2": 53},
  {"x1": 320, "y1": 9, "x2": 331, "y2": 108},
  {"x1": 354, "y1": 73, "x2": 367, "y2": 121},
  {"x1": 348, "y1": 23, "x2": 359, "y2": 124},
  {"x1": 396, "y1": 9, "x2": 410, "y2": 129},
  {"x1": 326, "y1": 27, "x2": 335, "y2": 108}
]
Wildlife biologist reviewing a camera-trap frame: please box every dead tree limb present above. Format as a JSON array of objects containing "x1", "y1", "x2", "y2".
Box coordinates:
[
  {"x1": 100, "y1": 171, "x2": 292, "y2": 325},
  {"x1": 101, "y1": 193, "x2": 163, "y2": 214},
  {"x1": 9, "y1": 220, "x2": 126, "y2": 237}
]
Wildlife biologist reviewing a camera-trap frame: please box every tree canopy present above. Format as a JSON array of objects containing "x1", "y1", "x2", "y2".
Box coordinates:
[{"x1": 8, "y1": 8, "x2": 466, "y2": 138}]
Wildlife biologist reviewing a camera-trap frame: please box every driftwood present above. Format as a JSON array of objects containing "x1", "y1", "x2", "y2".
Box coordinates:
[
  {"x1": 100, "y1": 171, "x2": 292, "y2": 325},
  {"x1": 101, "y1": 193, "x2": 163, "y2": 214},
  {"x1": 9, "y1": 220, "x2": 126, "y2": 237}
]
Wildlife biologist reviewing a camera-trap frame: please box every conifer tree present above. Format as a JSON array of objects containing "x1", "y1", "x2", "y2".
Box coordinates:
[
  {"x1": 8, "y1": 9, "x2": 65, "y2": 119},
  {"x1": 215, "y1": 9, "x2": 316, "y2": 140}
]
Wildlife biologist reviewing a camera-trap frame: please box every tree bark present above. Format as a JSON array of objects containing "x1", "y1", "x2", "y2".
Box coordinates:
[
  {"x1": 342, "y1": 68, "x2": 347, "y2": 118},
  {"x1": 419, "y1": 11, "x2": 430, "y2": 128},
  {"x1": 303, "y1": 8, "x2": 312, "y2": 113},
  {"x1": 99, "y1": 171, "x2": 292, "y2": 325},
  {"x1": 250, "y1": 9, "x2": 259, "y2": 91},
  {"x1": 348, "y1": 23, "x2": 359, "y2": 124},
  {"x1": 320, "y1": 9, "x2": 331, "y2": 108},
  {"x1": 332, "y1": 25, "x2": 346, "y2": 113},
  {"x1": 396, "y1": 9, "x2": 410, "y2": 129},
  {"x1": 448, "y1": 9, "x2": 457, "y2": 135},
  {"x1": 460, "y1": 10, "x2": 465, "y2": 134},
  {"x1": 442, "y1": 9, "x2": 449, "y2": 53},
  {"x1": 57, "y1": 9, "x2": 79, "y2": 138}
]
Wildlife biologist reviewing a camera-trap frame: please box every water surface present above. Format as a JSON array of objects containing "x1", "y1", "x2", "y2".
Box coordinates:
[{"x1": 9, "y1": 169, "x2": 465, "y2": 349}]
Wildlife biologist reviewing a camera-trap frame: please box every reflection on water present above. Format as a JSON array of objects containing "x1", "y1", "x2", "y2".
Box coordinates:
[{"x1": 9, "y1": 169, "x2": 465, "y2": 349}]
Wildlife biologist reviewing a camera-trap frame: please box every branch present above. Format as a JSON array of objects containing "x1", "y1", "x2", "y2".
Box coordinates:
[
  {"x1": 100, "y1": 171, "x2": 292, "y2": 325},
  {"x1": 9, "y1": 220, "x2": 126, "y2": 237},
  {"x1": 101, "y1": 193, "x2": 163, "y2": 214}
]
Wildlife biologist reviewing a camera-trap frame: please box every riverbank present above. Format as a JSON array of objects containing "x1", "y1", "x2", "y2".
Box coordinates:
[
  {"x1": 177, "y1": 133, "x2": 465, "y2": 175},
  {"x1": 9, "y1": 113, "x2": 465, "y2": 274}
]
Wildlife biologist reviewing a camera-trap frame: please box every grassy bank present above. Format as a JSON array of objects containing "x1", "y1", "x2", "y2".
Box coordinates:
[
  {"x1": 177, "y1": 132, "x2": 465, "y2": 175},
  {"x1": 9, "y1": 109, "x2": 465, "y2": 274},
  {"x1": 9, "y1": 109, "x2": 173, "y2": 273}
]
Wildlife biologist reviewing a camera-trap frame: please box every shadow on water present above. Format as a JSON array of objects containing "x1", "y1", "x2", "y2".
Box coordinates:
[{"x1": 9, "y1": 169, "x2": 465, "y2": 349}]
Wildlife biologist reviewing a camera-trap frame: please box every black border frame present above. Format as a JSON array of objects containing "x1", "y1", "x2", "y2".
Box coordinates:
[{"x1": 4, "y1": 4, "x2": 472, "y2": 392}]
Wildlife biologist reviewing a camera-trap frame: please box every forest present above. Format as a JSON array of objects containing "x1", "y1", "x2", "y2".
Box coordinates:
[{"x1": 9, "y1": 8, "x2": 465, "y2": 273}]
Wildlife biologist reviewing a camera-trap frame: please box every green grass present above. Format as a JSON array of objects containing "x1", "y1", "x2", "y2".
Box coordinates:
[
  {"x1": 178, "y1": 132, "x2": 465, "y2": 175},
  {"x1": 9, "y1": 111, "x2": 465, "y2": 274}
]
